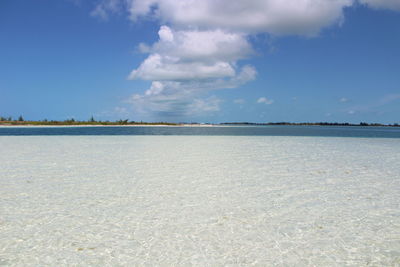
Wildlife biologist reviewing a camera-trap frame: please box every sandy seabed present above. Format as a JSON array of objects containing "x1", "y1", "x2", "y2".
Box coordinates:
[{"x1": 0, "y1": 136, "x2": 399, "y2": 266}]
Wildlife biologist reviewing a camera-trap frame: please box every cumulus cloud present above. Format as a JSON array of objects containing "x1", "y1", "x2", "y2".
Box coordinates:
[
  {"x1": 128, "y1": 66, "x2": 255, "y2": 116},
  {"x1": 90, "y1": 0, "x2": 400, "y2": 117},
  {"x1": 129, "y1": 53, "x2": 236, "y2": 81},
  {"x1": 149, "y1": 26, "x2": 253, "y2": 62},
  {"x1": 110, "y1": 0, "x2": 362, "y2": 117},
  {"x1": 94, "y1": 0, "x2": 400, "y2": 30},
  {"x1": 127, "y1": 0, "x2": 354, "y2": 36},
  {"x1": 187, "y1": 96, "x2": 221, "y2": 115},
  {"x1": 127, "y1": 84, "x2": 220, "y2": 117},
  {"x1": 129, "y1": 26, "x2": 253, "y2": 81},
  {"x1": 257, "y1": 97, "x2": 274, "y2": 105},
  {"x1": 127, "y1": 25, "x2": 256, "y2": 116}
]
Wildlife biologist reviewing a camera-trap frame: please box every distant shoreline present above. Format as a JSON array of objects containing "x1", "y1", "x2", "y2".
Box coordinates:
[
  {"x1": 0, "y1": 124, "x2": 213, "y2": 128},
  {"x1": 0, "y1": 121, "x2": 399, "y2": 127}
]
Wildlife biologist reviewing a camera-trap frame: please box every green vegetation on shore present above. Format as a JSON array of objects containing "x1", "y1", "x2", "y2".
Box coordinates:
[
  {"x1": 0, "y1": 116, "x2": 179, "y2": 126},
  {"x1": 0, "y1": 115, "x2": 398, "y2": 127}
]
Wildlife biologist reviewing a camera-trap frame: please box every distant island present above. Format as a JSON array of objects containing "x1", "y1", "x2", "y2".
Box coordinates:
[{"x1": 0, "y1": 115, "x2": 399, "y2": 127}]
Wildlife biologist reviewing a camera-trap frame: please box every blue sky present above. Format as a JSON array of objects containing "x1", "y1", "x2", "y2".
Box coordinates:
[{"x1": 1, "y1": 0, "x2": 399, "y2": 123}]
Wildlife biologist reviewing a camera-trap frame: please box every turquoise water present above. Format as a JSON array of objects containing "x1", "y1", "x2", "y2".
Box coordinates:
[{"x1": 0, "y1": 125, "x2": 400, "y2": 138}]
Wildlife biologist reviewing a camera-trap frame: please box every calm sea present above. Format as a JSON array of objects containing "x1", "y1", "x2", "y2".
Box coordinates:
[{"x1": 0, "y1": 125, "x2": 400, "y2": 138}]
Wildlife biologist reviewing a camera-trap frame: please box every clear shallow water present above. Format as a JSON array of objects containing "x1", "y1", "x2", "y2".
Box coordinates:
[
  {"x1": 1, "y1": 136, "x2": 399, "y2": 266},
  {"x1": 0, "y1": 125, "x2": 400, "y2": 138}
]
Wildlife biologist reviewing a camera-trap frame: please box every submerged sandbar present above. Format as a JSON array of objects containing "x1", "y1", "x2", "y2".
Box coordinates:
[{"x1": 0, "y1": 136, "x2": 399, "y2": 266}]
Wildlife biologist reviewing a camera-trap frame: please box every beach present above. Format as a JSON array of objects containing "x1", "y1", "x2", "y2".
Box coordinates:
[{"x1": 1, "y1": 136, "x2": 399, "y2": 266}]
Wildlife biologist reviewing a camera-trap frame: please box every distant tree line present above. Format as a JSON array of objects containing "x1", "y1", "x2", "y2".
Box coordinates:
[
  {"x1": 0, "y1": 115, "x2": 399, "y2": 127},
  {"x1": 0, "y1": 115, "x2": 24, "y2": 122},
  {"x1": 220, "y1": 122, "x2": 400, "y2": 127},
  {"x1": 0, "y1": 115, "x2": 178, "y2": 126}
]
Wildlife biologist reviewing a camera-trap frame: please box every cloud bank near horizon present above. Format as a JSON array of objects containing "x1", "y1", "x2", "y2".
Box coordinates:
[{"x1": 92, "y1": 0, "x2": 399, "y2": 118}]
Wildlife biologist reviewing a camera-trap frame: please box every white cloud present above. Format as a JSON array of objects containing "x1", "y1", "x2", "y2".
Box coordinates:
[
  {"x1": 187, "y1": 96, "x2": 221, "y2": 115},
  {"x1": 126, "y1": 24, "x2": 256, "y2": 116},
  {"x1": 129, "y1": 26, "x2": 253, "y2": 81},
  {"x1": 257, "y1": 97, "x2": 274, "y2": 105},
  {"x1": 90, "y1": 0, "x2": 400, "y2": 117},
  {"x1": 340, "y1": 97, "x2": 349, "y2": 103},
  {"x1": 359, "y1": 0, "x2": 400, "y2": 11},
  {"x1": 158, "y1": 25, "x2": 174, "y2": 42},
  {"x1": 113, "y1": 0, "x2": 360, "y2": 117},
  {"x1": 152, "y1": 27, "x2": 253, "y2": 62},
  {"x1": 129, "y1": 53, "x2": 236, "y2": 81},
  {"x1": 127, "y1": 0, "x2": 353, "y2": 36},
  {"x1": 94, "y1": 0, "x2": 400, "y2": 33},
  {"x1": 127, "y1": 82, "x2": 223, "y2": 117},
  {"x1": 128, "y1": 66, "x2": 255, "y2": 116}
]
